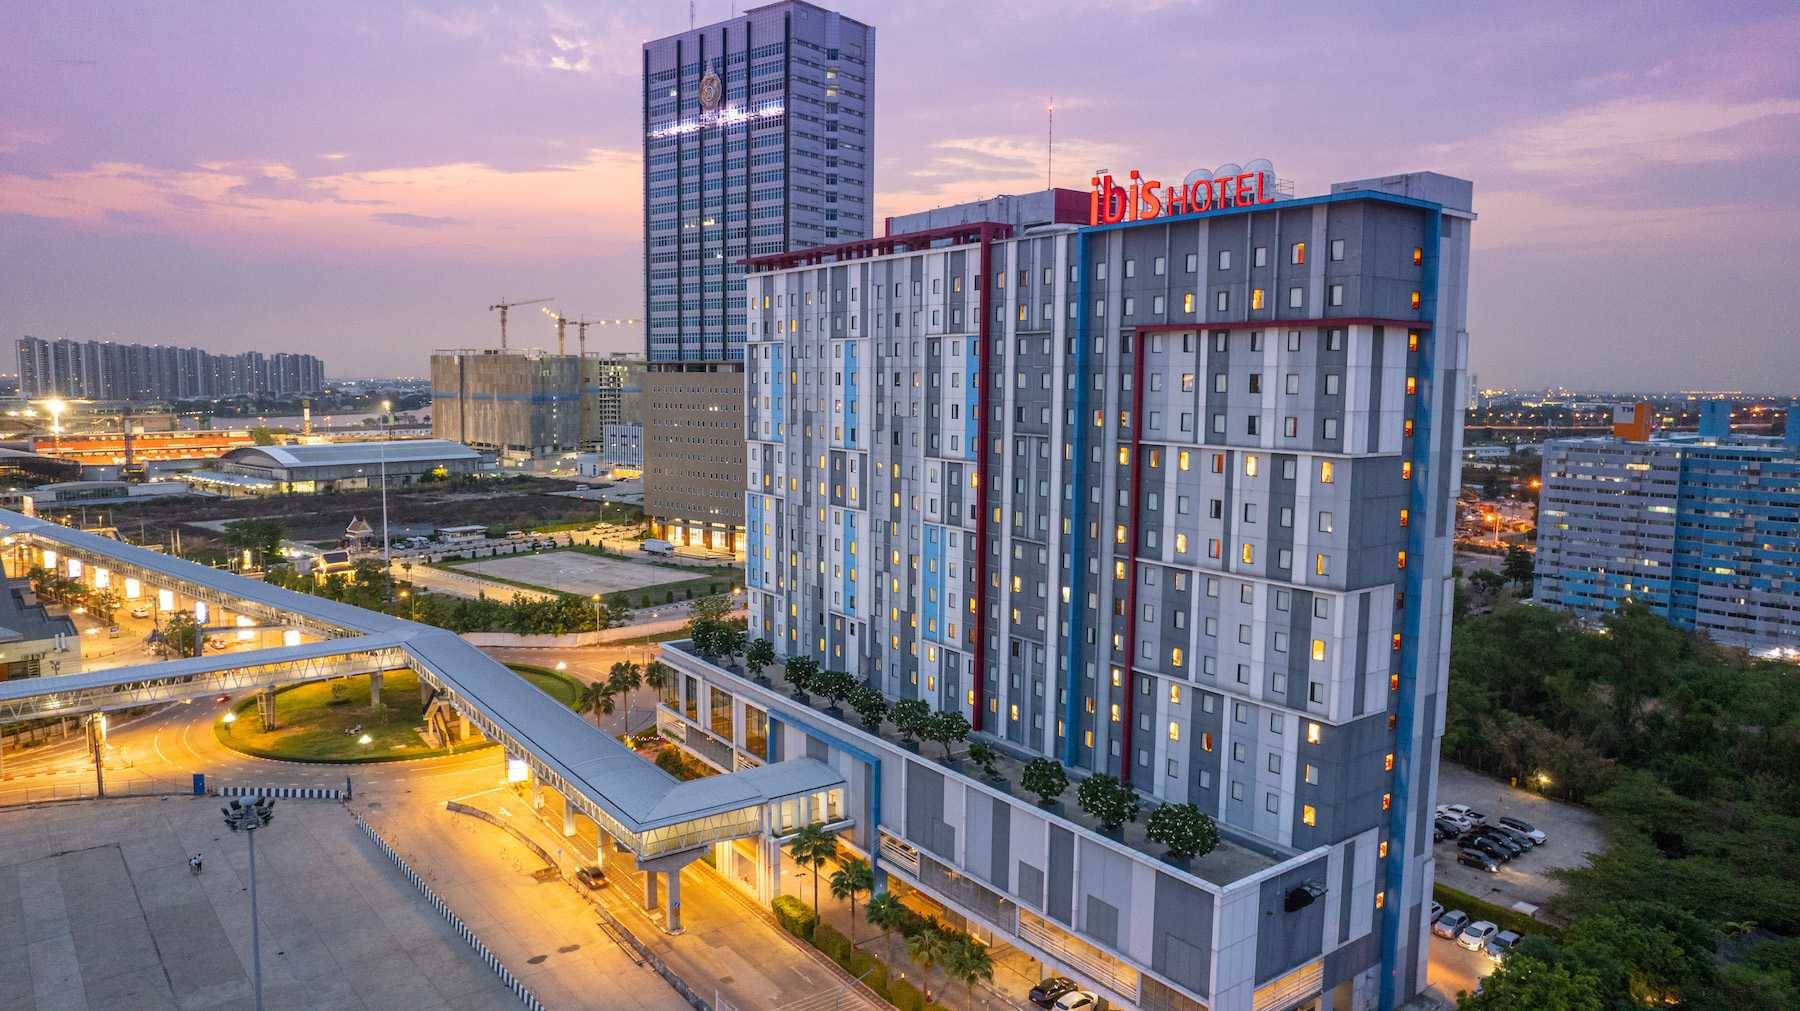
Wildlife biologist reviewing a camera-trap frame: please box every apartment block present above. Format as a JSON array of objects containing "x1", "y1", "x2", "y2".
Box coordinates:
[{"x1": 1535, "y1": 418, "x2": 1800, "y2": 655}]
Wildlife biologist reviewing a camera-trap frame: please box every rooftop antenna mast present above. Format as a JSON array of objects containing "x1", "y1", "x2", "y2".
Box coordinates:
[{"x1": 1047, "y1": 99, "x2": 1054, "y2": 189}]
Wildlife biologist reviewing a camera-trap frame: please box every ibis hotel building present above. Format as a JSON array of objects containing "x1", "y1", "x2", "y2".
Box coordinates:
[{"x1": 661, "y1": 171, "x2": 1474, "y2": 1010}]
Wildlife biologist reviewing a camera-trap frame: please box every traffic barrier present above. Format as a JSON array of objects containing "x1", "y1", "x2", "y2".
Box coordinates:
[
  {"x1": 347, "y1": 811, "x2": 547, "y2": 1011},
  {"x1": 215, "y1": 784, "x2": 343, "y2": 801}
]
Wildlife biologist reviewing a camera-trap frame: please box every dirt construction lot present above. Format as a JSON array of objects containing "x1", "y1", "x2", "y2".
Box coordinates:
[
  {"x1": 452, "y1": 550, "x2": 697, "y2": 596},
  {"x1": 1432, "y1": 761, "x2": 1607, "y2": 912}
]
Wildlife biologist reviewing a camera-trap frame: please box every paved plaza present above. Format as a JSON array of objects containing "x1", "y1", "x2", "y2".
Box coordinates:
[
  {"x1": 452, "y1": 551, "x2": 698, "y2": 597},
  {"x1": 0, "y1": 796, "x2": 528, "y2": 1011}
]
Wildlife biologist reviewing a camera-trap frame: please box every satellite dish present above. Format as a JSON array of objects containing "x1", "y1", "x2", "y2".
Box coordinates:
[
  {"x1": 1183, "y1": 167, "x2": 1214, "y2": 190},
  {"x1": 1214, "y1": 162, "x2": 1242, "y2": 180},
  {"x1": 1244, "y1": 158, "x2": 1275, "y2": 184}
]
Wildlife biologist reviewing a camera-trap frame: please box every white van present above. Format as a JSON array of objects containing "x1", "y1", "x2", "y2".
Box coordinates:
[{"x1": 641, "y1": 539, "x2": 674, "y2": 557}]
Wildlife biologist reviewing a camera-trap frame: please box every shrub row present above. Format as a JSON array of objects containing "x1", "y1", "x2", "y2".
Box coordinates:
[
  {"x1": 769, "y1": 900, "x2": 948, "y2": 1011},
  {"x1": 1434, "y1": 883, "x2": 1562, "y2": 941}
]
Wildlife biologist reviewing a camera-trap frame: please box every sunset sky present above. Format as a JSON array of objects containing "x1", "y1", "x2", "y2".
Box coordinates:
[{"x1": 4, "y1": 1, "x2": 1797, "y2": 389}]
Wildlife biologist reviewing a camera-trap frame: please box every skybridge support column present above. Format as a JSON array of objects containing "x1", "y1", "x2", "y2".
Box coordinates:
[
  {"x1": 368, "y1": 670, "x2": 384, "y2": 712},
  {"x1": 643, "y1": 870, "x2": 659, "y2": 915},
  {"x1": 257, "y1": 688, "x2": 277, "y2": 732},
  {"x1": 86, "y1": 713, "x2": 105, "y2": 798},
  {"x1": 459, "y1": 712, "x2": 472, "y2": 741},
  {"x1": 562, "y1": 797, "x2": 578, "y2": 838},
  {"x1": 640, "y1": 850, "x2": 699, "y2": 934}
]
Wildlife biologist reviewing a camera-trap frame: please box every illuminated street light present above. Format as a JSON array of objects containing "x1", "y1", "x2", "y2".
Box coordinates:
[
  {"x1": 222, "y1": 710, "x2": 237, "y2": 724},
  {"x1": 358, "y1": 733, "x2": 373, "y2": 746},
  {"x1": 220, "y1": 796, "x2": 275, "y2": 1011}
]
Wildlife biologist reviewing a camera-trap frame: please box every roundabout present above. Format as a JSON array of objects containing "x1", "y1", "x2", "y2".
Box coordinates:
[{"x1": 212, "y1": 665, "x2": 584, "y2": 763}]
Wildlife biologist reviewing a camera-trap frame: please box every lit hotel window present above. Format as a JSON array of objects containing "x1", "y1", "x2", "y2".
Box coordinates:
[
  {"x1": 1319, "y1": 460, "x2": 1335, "y2": 484},
  {"x1": 1168, "y1": 722, "x2": 1180, "y2": 742},
  {"x1": 1251, "y1": 288, "x2": 1266, "y2": 310},
  {"x1": 1202, "y1": 732, "x2": 1214, "y2": 752},
  {"x1": 1396, "y1": 550, "x2": 1407, "y2": 569},
  {"x1": 1379, "y1": 840, "x2": 1389, "y2": 859},
  {"x1": 1382, "y1": 792, "x2": 1392, "y2": 811},
  {"x1": 1398, "y1": 508, "x2": 1410, "y2": 527},
  {"x1": 1291, "y1": 241, "x2": 1306, "y2": 265},
  {"x1": 1406, "y1": 376, "x2": 1418, "y2": 396},
  {"x1": 1385, "y1": 752, "x2": 1395, "y2": 772},
  {"x1": 1302, "y1": 804, "x2": 1317, "y2": 826},
  {"x1": 1311, "y1": 639, "x2": 1326, "y2": 662},
  {"x1": 1408, "y1": 331, "x2": 1419, "y2": 352},
  {"x1": 1410, "y1": 291, "x2": 1421, "y2": 310},
  {"x1": 1412, "y1": 246, "x2": 1424, "y2": 265},
  {"x1": 1402, "y1": 461, "x2": 1413, "y2": 480}
]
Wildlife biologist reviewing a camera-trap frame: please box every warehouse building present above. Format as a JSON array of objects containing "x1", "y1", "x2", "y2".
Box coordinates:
[{"x1": 207, "y1": 440, "x2": 486, "y2": 494}]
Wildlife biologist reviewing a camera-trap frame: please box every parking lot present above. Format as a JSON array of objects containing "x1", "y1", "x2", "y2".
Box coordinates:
[{"x1": 1432, "y1": 761, "x2": 1607, "y2": 910}]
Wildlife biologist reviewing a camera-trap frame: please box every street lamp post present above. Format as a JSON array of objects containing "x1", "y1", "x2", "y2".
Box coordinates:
[
  {"x1": 221, "y1": 796, "x2": 276, "y2": 1011},
  {"x1": 378, "y1": 400, "x2": 392, "y2": 593},
  {"x1": 591, "y1": 592, "x2": 602, "y2": 630}
]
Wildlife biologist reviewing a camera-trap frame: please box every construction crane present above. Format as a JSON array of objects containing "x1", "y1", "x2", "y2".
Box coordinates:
[
  {"x1": 488, "y1": 296, "x2": 553, "y2": 351},
  {"x1": 541, "y1": 311, "x2": 640, "y2": 357}
]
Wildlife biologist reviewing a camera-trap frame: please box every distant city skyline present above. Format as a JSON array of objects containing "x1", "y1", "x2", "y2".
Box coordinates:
[{"x1": 3, "y1": 1, "x2": 1797, "y2": 388}]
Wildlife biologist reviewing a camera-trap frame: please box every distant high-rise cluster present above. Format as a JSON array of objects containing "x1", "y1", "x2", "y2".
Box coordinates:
[{"x1": 15, "y1": 336, "x2": 326, "y2": 401}]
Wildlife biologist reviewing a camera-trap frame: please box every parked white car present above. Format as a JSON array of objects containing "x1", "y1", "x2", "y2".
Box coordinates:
[
  {"x1": 1438, "y1": 803, "x2": 1484, "y2": 823},
  {"x1": 1053, "y1": 991, "x2": 1101, "y2": 1011},
  {"x1": 1457, "y1": 920, "x2": 1499, "y2": 952},
  {"x1": 1496, "y1": 816, "x2": 1548, "y2": 845}
]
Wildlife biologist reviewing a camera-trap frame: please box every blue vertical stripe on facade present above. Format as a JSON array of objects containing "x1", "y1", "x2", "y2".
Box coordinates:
[
  {"x1": 965, "y1": 338, "x2": 980, "y2": 460},
  {"x1": 1061, "y1": 230, "x2": 1093, "y2": 766},
  {"x1": 845, "y1": 342, "x2": 859, "y2": 439},
  {"x1": 771, "y1": 344, "x2": 785, "y2": 433},
  {"x1": 1380, "y1": 206, "x2": 1441, "y2": 1011},
  {"x1": 922, "y1": 525, "x2": 944, "y2": 645},
  {"x1": 842, "y1": 509, "x2": 856, "y2": 612},
  {"x1": 746, "y1": 493, "x2": 764, "y2": 589}
]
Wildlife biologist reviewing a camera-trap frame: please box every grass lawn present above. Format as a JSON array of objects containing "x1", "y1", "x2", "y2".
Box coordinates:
[{"x1": 215, "y1": 664, "x2": 583, "y2": 763}]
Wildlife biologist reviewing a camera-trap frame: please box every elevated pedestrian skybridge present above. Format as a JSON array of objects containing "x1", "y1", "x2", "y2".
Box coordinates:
[{"x1": 0, "y1": 511, "x2": 844, "y2": 861}]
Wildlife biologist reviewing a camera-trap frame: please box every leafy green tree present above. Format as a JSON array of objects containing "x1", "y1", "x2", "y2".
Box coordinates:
[
  {"x1": 966, "y1": 741, "x2": 1000, "y2": 780},
  {"x1": 745, "y1": 637, "x2": 776, "y2": 672},
  {"x1": 892, "y1": 698, "x2": 930, "y2": 746},
  {"x1": 922, "y1": 709, "x2": 971, "y2": 759},
  {"x1": 1022, "y1": 758, "x2": 1069, "y2": 806},
  {"x1": 222, "y1": 518, "x2": 286, "y2": 567},
  {"x1": 1469, "y1": 568, "x2": 1507, "y2": 595},
  {"x1": 86, "y1": 587, "x2": 119, "y2": 624},
  {"x1": 1502, "y1": 544, "x2": 1535, "y2": 588},
  {"x1": 687, "y1": 618, "x2": 721, "y2": 659},
  {"x1": 848, "y1": 684, "x2": 888, "y2": 732},
  {"x1": 161, "y1": 609, "x2": 200, "y2": 657},
  {"x1": 1077, "y1": 773, "x2": 1140, "y2": 833},
  {"x1": 1457, "y1": 955, "x2": 1604, "y2": 1011},
  {"x1": 815, "y1": 669, "x2": 857, "y2": 711},
  {"x1": 689, "y1": 593, "x2": 733, "y2": 623},
  {"x1": 828, "y1": 856, "x2": 874, "y2": 944},
  {"x1": 1146, "y1": 803, "x2": 1219, "y2": 860},
  {"x1": 785, "y1": 655, "x2": 820, "y2": 698},
  {"x1": 248, "y1": 425, "x2": 277, "y2": 446},
  {"x1": 787, "y1": 823, "x2": 839, "y2": 919},
  {"x1": 942, "y1": 934, "x2": 995, "y2": 1011}
]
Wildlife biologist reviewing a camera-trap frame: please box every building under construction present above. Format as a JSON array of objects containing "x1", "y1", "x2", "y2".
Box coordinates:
[{"x1": 431, "y1": 349, "x2": 645, "y2": 465}]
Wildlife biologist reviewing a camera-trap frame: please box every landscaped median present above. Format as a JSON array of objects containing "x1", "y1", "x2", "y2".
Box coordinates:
[
  {"x1": 213, "y1": 664, "x2": 584, "y2": 763},
  {"x1": 773, "y1": 893, "x2": 989, "y2": 1011},
  {"x1": 1433, "y1": 882, "x2": 1563, "y2": 941}
]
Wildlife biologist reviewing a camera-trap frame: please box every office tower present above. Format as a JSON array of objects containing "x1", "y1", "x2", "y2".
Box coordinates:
[
  {"x1": 666, "y1": 171, "x2": 1474, "y2": 1010},
  {"x1": 640, "y1": 1, "x2": 875, "y2": 555}
]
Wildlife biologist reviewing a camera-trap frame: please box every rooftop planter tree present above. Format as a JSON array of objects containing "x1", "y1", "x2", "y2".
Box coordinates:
[
  {"x1": 922, "y1": 710, "x2": 971, "y2": 761},
  {"x1": 1146, "y1": 802, "x2": 1220, "y2": 863},
  {"x1": 892, "y1": 698, "x2": 930, "y2": 750},
  {"x1": 745, "y1": 638, "x2": 776, "y2": 684},
  {"x1": 816, "y1": 668, "x2": 856, "y2": 716},
  {"x1": 1076, "y1": 773, "x2": 1141, "y2": 835},
  {"x1": 716, "y1": 625, "x2": 747, "y2": 669},
  {"x1": 785, "y1": 655, "x2": 820, "y2": 703},
  {"x1": 687, "y1": 617, "x2": 722, "y2": 660},
  {"x1": 1021, "y1": 758, "x2": 1068, "y2": 808},
  {"x1": 848, "y1": 683, "x2": 888, "y2": 733},
  {"x1": 966, "y1": 741, "x2": 1003, "y2": 783}
]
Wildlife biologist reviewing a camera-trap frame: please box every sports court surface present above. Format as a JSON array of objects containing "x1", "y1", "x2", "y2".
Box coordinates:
[{"x1": 453, "y1": 549, "x2": 698, "y2": 596}]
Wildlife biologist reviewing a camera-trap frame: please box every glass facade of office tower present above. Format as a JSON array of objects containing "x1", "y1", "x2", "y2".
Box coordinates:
[{"x1": 642, "y1": 1, "x2": 874, "y2": 364}]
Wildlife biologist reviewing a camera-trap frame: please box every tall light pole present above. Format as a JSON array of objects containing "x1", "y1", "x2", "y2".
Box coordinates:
[
  {"x1": 221, "y1": 796, "x2": 276, "y2": 1011},
  {"x1": 378, "y1": 400, "x2": 392, "y2": 592},
  {"x1": 591, "y1": 592, "x2": 603, "y2": 631}
]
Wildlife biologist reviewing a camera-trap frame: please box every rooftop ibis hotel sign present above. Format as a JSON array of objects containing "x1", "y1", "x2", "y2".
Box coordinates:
[{"x1": 1089, "y1": 162, "x2": 1280, "y2": 226}]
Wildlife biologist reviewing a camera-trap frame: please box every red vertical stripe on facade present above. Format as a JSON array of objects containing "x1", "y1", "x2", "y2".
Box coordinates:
[{"x1": 1118, "y1": 331, "x2": 1149, "y2": 779}]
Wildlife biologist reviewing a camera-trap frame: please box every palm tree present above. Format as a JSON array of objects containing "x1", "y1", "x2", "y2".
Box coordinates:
[
  {"x1": 865, "y1": 891, "x2": 904, "y2": 961},
  {"x1": 786, "y1": 822, "x2": 839, "y2": 919},
  {"x1": 905, "y1": 924, "x2": 951, "y2": 1003},
  {"x1": 828, "y1": 856, "x2": 874, "y2": 943},
  {"x1": 943, "y1": 936, "x2": 994, "y2": 1011},
  {"x1": 606, "y1": 660, "x2": 643, "y2": 695},
  {"x1": 643, "y1": 659, "x2": 673, "y2": 701},
  {"x1": 576, "y1": 682, "x2": 615, "y2": 726}
]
